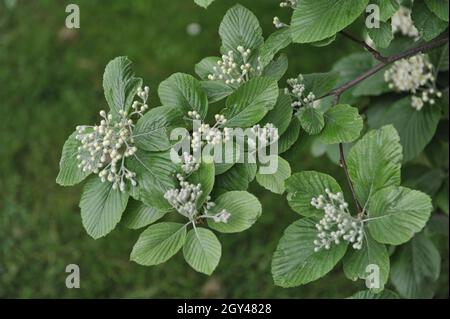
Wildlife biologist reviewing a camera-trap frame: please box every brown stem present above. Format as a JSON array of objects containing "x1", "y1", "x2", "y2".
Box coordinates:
[{"x1": 340, "y1": 31, "x2": 388, "y2": 62}]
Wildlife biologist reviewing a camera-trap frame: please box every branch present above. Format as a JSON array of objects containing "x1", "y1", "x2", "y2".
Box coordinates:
[
  {"x1": 340, "y1": 31, "x2": 388, "y2": 62},
  {"x1": 322, "y1": 35, "x2": 449, "y2": 99}
]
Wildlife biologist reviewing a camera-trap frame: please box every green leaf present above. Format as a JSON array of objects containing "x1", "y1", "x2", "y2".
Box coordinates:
[
  {"x1": 133, "y1": 106, "x2": 184, "y2": 152},
  {"x1": 130, "y1": 222, "x2": 187, "y2": 266},
  {"x1": 291, "y1": 0, "x2": 369, "y2": 43},
  {"x1": 391, "y1": 233, "x2": 441, "y2": 298},
  {"x1": 256, "y1": 156, "x2": 291, "y2": 194},
  {"x1": 278, "y1": 118, "x2": 301, "y2": 154},
  {"x1": 429, "y1": 43, "x2": 449, "y2": 71},
  {"x1": 56, "y1": 131, "x2": 90, "y2": 186},
  {"x1": 194, "y1": 0, "x2": 215, "y2": 9},
  {"x1": 80, "y1": 176, "x2": 129, "y2": 239},
  {"x1": 412, "y1": 1, "x2": 448, "y2": 41},
  {"x1": 343, "y1": 232, "x2": 390, "y2": 291},
  {"x1": 260, "y1": 91, "x2": 292, "y2": 136},
  {"x1": 285, "y1": 171, "x2": 342, "y2": 217},
  {"x1": 347, "y1": 125, "x2": 403, "y2": 206},
  {"x1": 187, "y1": 159, "x2": 215, "y2": 207},
  {"x1": 310, "y1": 34, "x2": 336, "y2": 47},
  {"x1": 183, "y1": 228, "x2": 221, "y2": 275},
  {"x1": 158, "y1": 73, "x2": 208, "y2": 119},
  {"x1": 271, "y1": 218, "x2": 348, "y2": 287},
  {"x1": 372, "y1": 0, "x2": 399, "y2": 22},
  {"x1": 200, "y1": 81, "x2": 234, "y2": 104},
  {"x1": 368, "y1": 186, "x2": 433, "y2": 245},
  {"x1": 425, "y1": 0, "x2": 449, "y2": 22},
  {"x1": 219, "y1": 4, "x2": 264, "y2": 56},
  {"x1": 318, "y1": 104, "x2": 363, "y2": 144},
  {"x1": 259, "y1": 28, "x2": 292, "y2": 66},
  {"x1": 213, "y1": 162, "x2": 257, "y2": 196},
  {"x1": 262, "y1": 54, "x2": 288, "y2": 81},
  {"x1": 298, "y1": 107, "x2": 325, "y2": 135},
  {"x1": 349, "y1": 289, "x2": 400, "y2": 299},
  {"x1": 367, "y1": 97, "x2": 442, "y2": 162},
  {"x1": 207, "y1": 191, "x2": 261, "y2": 233},
  {"x1": 223, "y1": 77, "x2": 279, "y2": 127},
  {"x1": 103, "y1": 57, "x2": 142, "y2": 118},
  {"x1": 122, "y1": 199, "x2": 167, "y2": 229},
  {"x1": 195, "y1": 56, "x2": 220, "y2": 80},
  {"x1": 302, "y1": 72, "x2": 340, "y2": 97},
  {"x1": 367, "y1": 21, "x2": 394, "y2": 48},
  {"x1": 127, "y1": 150, "x2": 177, "y2": 211}
]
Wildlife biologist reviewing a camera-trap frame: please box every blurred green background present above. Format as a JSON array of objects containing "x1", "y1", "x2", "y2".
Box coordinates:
[{"x1": 0, "y1": 0, "x2": 446, "y2": 298}]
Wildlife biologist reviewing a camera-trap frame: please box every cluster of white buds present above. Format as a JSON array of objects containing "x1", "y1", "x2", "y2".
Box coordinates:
[
  {"x1": 279, "y1": 0, "x2": 297, "y2": 8},
  {"x1": 311, "y1": 189, "x2": 364, "y2": 252},
  {"x1": 285, "y1": 76, "x2": 318, "y2": 111},
  {"x1": 391, "y1": 6, "x2": 419, "y2": 38},
  {"x1": 164, "y1": 174, "x2": 230, "y2": 224},
  {"x1": 208, "y1": 46, "x2": 263, "y2": 86},
  {"x1": 131, "y1": 86, "x2": 150, "y2": 115},
  {"x1": 384, "y1": 54, "x2": 441, "y2": 111},
  {"x1": 75, "y1": 86, "x2": 150, "y2": 192},
  {"x1": 248, "y1": 123, "x2": 279, "y2": 149},
  {"x1": 273, "y1": 17, "x2": 288, "y2": 29},
  {"x1": 180, "y1": 152, "x2": 200, "y2": 175},
  {"x1": 189, "y1": 112, "x2": 232, "y2": 152}
]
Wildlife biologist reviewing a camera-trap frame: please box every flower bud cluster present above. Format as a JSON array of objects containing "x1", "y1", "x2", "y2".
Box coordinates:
[
  {"x1": 311, "y1": 189, "x2": 364, "y2": 252},
  {"x1": 180, "y1": 152, "x2": 200, "y2": 175},
  {"x1": 75, "y1": 86, "x2": 150, "y2": 192},
  {"x1": 208, "y1": 46, "x2": 263, "y2": 86},
  {"x1": 279, "y1": 0, "x2": 297, "y2": 8},
  {"x1": 391, "y1": 6, "x2": 419, "y2": 38},
  {"x1": 189, "y1": 111, "x2": 232, "y2": 153},
  {"x1": 285, "y1": 76, "x2": 318, "y2": 111},
  {"x1": 384, "y1": 54, "x2": 441, "y2": 111},
  {"x1": 248, "y1": 123, "x2": 279, "y2": 149}
]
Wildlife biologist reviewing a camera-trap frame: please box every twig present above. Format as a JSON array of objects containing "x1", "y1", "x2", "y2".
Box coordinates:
[{"x1": 340, "y1": 31, "x2": 388, "y2": 62}]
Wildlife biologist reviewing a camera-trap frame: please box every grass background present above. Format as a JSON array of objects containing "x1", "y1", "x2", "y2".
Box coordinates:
[{"x1": 0, "y1": 0, "x2": 446, "y2": 298}]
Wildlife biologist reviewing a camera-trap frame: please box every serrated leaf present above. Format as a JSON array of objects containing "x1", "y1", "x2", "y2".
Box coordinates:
[
  {"x1": 195, "y1": 56, "x2": 220, "y2": 80},
  {"x1": 368, "y1": 186, "x2": 433, "y2": 245},
  {"x1": 425, "y1": 0, "x2": 449, "y2": 22},
  {"x1": 298, "y1": 107, "x2": 325, "y2": 135},
  {"x1": 158, "y1": 73, "x2": 208, "y2": 119},
  {"x1": 194, "y1": 0, "x2": 215, "y2": 9},
  {"x1": 122, "y1": 199, "x2": 167, "y2": 229},
  {"x1": 260, "y1": 91, "x2": 292, "y2": 136},
  {"x1": 200, "y1": 81, "x2": 234, "y2": 104},
  {"x1": 343, "y1": 232, "x2": 390, "y2": 291},
  {"x1": 207, "y1": 191, "x2": 261, "y2": 233},
  {"x1": 103, "y1": 57, "x2": 142, "y2": 118},
  {"x1": 367, "y1": 20, "x2": 394, "y2": 48},
  {"x1": 260, "y1": 28, "x2": 292, "y2": 66},
  {"x1": 302, "y1": 72, "x2": 340, "y2": 97},
  {"x1": 183, "y1": 228, "x2": 221, "y2": 275},
  {"x1": 133, "y1": 106, "x2": 184, "y2": 152},
  {"x1": 278, "y1": 117, "x2": 301, "y2": 153},
  {"x1": 80, "y1": 176, "x2": 129, "y2": 239},
  {"x1": 127, "y1": 150, "x2": 177, "y2": 211},
  {"x1": 219, "y1": 5, "x2": 263, "y2": 56},
  {"x1": 256, "y1": 156, "x2": 291, "y2": 194},
  {"x1": 285, "y1": 171, "x2": 342, "y2": 217},
  {"x1": 347, "y1": 125, "x2": 403, "y2": 206},
  {"x1": 130, "y1": 222, "x2": 187, "y2": 266},
  {"x1": 291, "y1": 0, "x2": 369, "y2": 43},
  {"x1": 262, "y1": 54, "x2": 288, "y2": 81},
  {"x1": 391, "y1": 233, "x2": 441, "y2": 298},
  {"x1": 367, "y1": 97, "x2": 441, "y2": 162},
  {"x1": 349, "y1": 289, "x2": 400, "y2": 299},
  {"x1": 213, "y1": 162, "x2": 257, "y2": 196},
  {"x1": 56, "y1": 131, "x2": 90, "y2": 186},
  {"x1": 223, "y1": 77, "x2": 279, "y2": 127},
  {"x1": 412, "y1": 1, "x2": 448, "y2": 41},
  {"x1": 429, "y1": 43, "x2": 449, "y2": 71},
  {"x1": 318, "y1": 104, "x2": 363, "y2": 144},
  {"x1": 272, "y1": 218, "x2": 348, "y2": 287}
]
